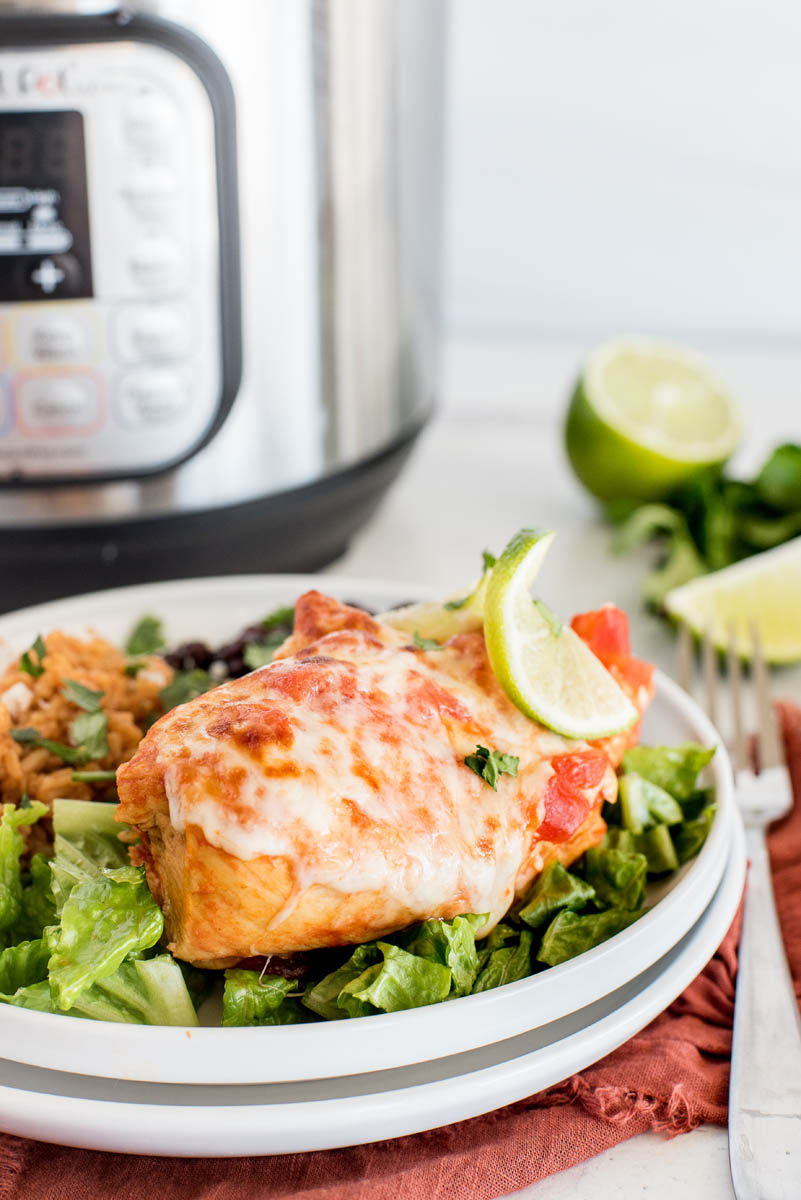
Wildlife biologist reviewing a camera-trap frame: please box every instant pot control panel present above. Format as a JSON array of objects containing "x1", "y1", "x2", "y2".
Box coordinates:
[{"x1": 0, "y1": 14, "x2": 241, "y2": 483}]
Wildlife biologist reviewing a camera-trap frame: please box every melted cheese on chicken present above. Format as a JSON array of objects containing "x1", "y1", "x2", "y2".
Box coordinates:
[{"x1": 116, "y1": 592, "x2": 651, "y2": 965}]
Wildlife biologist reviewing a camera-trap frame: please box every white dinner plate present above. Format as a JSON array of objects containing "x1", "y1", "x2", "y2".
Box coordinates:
[
  {"x1": 0, "y1": 576, "x2": 734, "y2": 1086},
  {"x1": 0, "y1": 816, "x2": 745, "y2": 1157}
]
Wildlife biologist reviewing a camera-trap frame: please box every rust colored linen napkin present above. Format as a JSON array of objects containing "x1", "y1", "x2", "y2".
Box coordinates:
[{"x1": 2, "y1": 703, "x2": 800, "y2": 1200}]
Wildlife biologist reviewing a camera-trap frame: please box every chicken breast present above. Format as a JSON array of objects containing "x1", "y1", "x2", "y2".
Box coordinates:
[{"x1": 116, "y1": 592, "x2": 653, "y2": 966}]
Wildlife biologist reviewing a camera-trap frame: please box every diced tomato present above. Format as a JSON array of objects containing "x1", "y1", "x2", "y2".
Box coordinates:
[
  {"x1": 612, "y1": 655, "x2": 654, "y2": 695},
  {"x1": 570, "y1": 605, "x2": 631, "y2": 666},
  {"x1": 536, "y1": 773, "x2": 591, "y2": 843},
  {"x1": 551, "y1": 750, "x2": 607, "y2": 789},
  {"x1": 572, "y1": 606, "x2": 655, "y2": 702}
]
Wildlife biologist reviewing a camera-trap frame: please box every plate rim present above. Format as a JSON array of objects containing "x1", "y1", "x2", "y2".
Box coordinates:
[{"x1": 0, "y1": 574, "x2": 734, "y2": 1085}]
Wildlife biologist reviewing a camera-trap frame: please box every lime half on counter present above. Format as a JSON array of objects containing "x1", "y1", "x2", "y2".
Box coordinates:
[
  {"x1": 484, "y1": 529, "x2": 639, "y2": 739},
  {"x1": 565, "y1": 338, "x2": 741, "y2": 502},
  {"x1": 665, "y1": 537, "x2": 801, "y2": 663}
]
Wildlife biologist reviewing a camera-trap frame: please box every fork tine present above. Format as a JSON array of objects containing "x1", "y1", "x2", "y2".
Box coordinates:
[
  {"x1": 728, "y1": 623, "x2": 749, "y2": 773},
  {"x1": 701, "y1": 626, "x2": 718, "y2": 729},
  {"x1": 676, "y1": 621, "x2": 694, "y2": 694},
  {"x1": 750, "y1": 622, "x2": 784, "y2": 770}
]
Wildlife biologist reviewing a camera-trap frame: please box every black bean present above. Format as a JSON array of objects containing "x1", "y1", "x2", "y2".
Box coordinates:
[{"x1": 164, "y1": 641, "x2": 214, "y2": 671}]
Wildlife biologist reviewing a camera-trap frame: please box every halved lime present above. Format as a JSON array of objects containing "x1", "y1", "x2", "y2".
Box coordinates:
[
  {"x1": 565, "y1": 338, "x2": 741, "y2": 502},
  {"x1": 484, "y1": 529, "x2": 639, "y2": 739},
  {"x1": 380, "y1": 560, "x2": 493, "y2": 641},
  {"x1": 665, "y1": 537, "x2": 801, "y2": 663}
]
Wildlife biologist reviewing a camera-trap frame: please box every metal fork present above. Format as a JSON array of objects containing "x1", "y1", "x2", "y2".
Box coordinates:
[{"x1": 678, "y1": 621, "x2": 801, "y2": 1200}]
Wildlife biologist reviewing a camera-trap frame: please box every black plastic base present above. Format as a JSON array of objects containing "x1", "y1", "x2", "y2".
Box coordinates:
[{"x1": 0, "y1": 422, "x2": 424, "y2": 613}]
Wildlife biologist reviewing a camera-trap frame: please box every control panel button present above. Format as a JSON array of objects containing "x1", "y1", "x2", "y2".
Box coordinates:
[
  {"x1": 124, "y1": 93, "x2": 178, "y2": 147},
  {"x1": 129, "y1": 237, "x2": 184, "y2": 294},
  {"x1": 15, "y1": 316, "x2": 88, "y2": 365},
  {"x1": 18, "y1": 375, "x2": 100, "y2": 433},
  {"x1": 21, "y1": 254, "x2": 83, "y2": 299},
  {"x1": 116, "y1": 369, "x2": 189, "y2": 428},
  {"x1": 121, "y1": 164, "x2": 179, "y2": 220},
  {"x1": 114, "y1": 304, "x2": 189, "y2": 362}
]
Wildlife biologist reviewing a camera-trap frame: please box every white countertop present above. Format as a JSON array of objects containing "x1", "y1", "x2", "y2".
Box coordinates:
[{"x1": 325, "y1": 337, "x2": 801, "y2": 1199}]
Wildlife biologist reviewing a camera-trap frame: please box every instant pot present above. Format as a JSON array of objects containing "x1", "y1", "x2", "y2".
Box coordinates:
[{"x1": 0, "y1": 0, "x2": 444, "y2": 608}]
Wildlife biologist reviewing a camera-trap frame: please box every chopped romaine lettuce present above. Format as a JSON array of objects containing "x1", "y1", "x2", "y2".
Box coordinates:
[
  {"x1": 472, "y1": 929, "x2": 533, "y2": 992},
  {"x1": 68, "y1": 955, "x2": 198, "y2": 1025},
  {"x1": 537, "y1": 908, "x2": 642, "y2": 966},
  {"x1": 618, "y1": 773, "x2": 683, "y2": 833},
  {"x1": 621, "y1": 743, "x2": 715, "y2": 802},
  {"x1": 584, "y1": 844, "x2": 647, "y2": 910},
  {"x1": 634, "y1": 825, "x2": 680, "y2": 874},
  {"x1": 0, "y1": 933, "x2": 52, "y2": 994},
  {"x1": 0, "y1": 979, "x2": 62, "y2": 1014},
  {"x1": 18, "y1": 853, "x2": 57, "y2": 940},
  {"x1": 672, "y1": 804, "x2": 717, "y2": 864},
  {"x1": 48, "y1": 866, "x2": 163, "y2": 1010},
  {"x1": 402, "y1": 913, "x2": 488, "y2": 996},
  {"x1": 516, "y1": 861, "x2": 596, "y2": 930},
  {"x1": 303, "y1": 944, "x2": 380, "y2": 1020},
  {"x1": 0, "y1": 801, "x2": 48, "y2": 940},
  {"x1": 222, "y1": 970, "x2": 309, "y2": 1026},
  {"x1": 337, "y1": 942, "x2": 452, "y2": 1015}
]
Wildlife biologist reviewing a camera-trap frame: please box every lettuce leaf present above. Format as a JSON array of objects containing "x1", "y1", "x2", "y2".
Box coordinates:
[
  {"x1": 69, "y1": 955, "x2": 198, "y2": 1025},
  {"x1": 516, "y1": 861, "x2": 596, "y2": 930},
  {"x1": 672, "y1": 804, "x2": 717, "y2": 864},
  {"x1": 49, "y1": 830, "x2": 129, "y2": 914},
  {"x1": 634, "y1": 824, "x2": 679, "y2": 874},
  {"x1": 337, "y1": 943, "x2": 452, "y2": 1016},
  {"x1": 618, "y1": 773, "x2": 683, "y2": 833},
  {"x1": 472, "y1": 929, "x2": 533, "y2": 992},
  {"x1": 0, "y1": 933, "x2": 52, "y2": 994},
  {"x1": 621, "y1": 744, "x2": 715, "y2": 802},
  {"x1": 0, "y1": 979, "x2": 62, "y2": 1014},
  {"x1": 222, "y1": 969, "x2": 310, "y2": 1026},
  {"x1": 0, "y1": 801, "x2": 48, "y2": 940},
  {"x1": 537, "y1": 908, "x2": 642, "y2": 966},
  {"x1": 19, "y1": 852, "x2": 57, "y2": 939},
  {"x1": 1, "y1": 953, "x2": 198, "y2": 1026},
  {"x1": 48, "y1": 866, "x2": 163, "y2": 1010},
  {"x1": 402, "y1": 913, "x2": 488, "y2": 996},
  {"x1": 584, "y1": 845, "x2": 648, "y2": 910},
  {"x1": 303, "y1": 944, "x2": 381, "y2": 1020}
]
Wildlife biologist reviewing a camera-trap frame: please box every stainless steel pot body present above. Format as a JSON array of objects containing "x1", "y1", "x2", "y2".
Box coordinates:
[{"x1": 0, "y1": 0, "x2": 444, "y2": 531}]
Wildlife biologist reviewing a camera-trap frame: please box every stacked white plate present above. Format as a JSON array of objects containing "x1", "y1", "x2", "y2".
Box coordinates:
[{"x1": 0, "y1": 578, "x2": 746, "y2": 1157}]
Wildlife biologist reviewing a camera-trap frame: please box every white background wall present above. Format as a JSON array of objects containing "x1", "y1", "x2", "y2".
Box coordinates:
[{"x1": 442, "y1": 0, "x2": 801, "y2": 342}]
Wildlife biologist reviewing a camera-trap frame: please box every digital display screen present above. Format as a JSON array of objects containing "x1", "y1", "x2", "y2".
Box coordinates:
[{"x1": 0, "y1": 110, "x2": 93, "y2": 301}]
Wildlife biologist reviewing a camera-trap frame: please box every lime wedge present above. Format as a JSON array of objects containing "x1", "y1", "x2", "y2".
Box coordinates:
[
  {"x1": 484, "y1": 529, "x2": 639, "y2": 738},
  {"x1": 565, "y1": 338, "x2": 741, "y2": 502},
  {"x1": 665, "y1": 537, "x2": 801, "y2": 663},
  {"x1": 380, "y1": 561, "x2": 493, "y2": 641}
]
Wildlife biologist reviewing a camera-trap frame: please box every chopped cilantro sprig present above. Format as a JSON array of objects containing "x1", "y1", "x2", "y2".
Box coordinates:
[{"x1": 465, "y1": 744, "x2": 520, "y2": 790}]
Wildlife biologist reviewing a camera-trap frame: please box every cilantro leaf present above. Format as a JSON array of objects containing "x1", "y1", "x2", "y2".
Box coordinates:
[
  {"x1": 69, "y1": 711, "x2": 109, "y2": 761},
  {"x1": 412, "y1": 632, "x2": 444, "y2": 651},
  {"x1": 160, "y1": 669, "x2": 213, "y2": 713},
  {"x1": 19, "y1": 635, "x2": 47, "y2": 679},
  {"x1": 464, "y1": 744, "x2": 519, "y2": 790},
  {"x1": 61, "y1": 679, "x2": 104, "y2": 713},
  {"x1": 125, "y1": 615, "x2": 164, "y2": 656},
  {"x1": 261, "y1": 605, "x2": 295, "y2": 632},
  {"x1": 10, "y1": 728, "x2": 88, "y2": 766}
]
